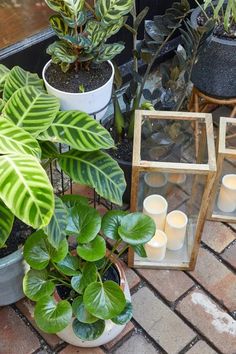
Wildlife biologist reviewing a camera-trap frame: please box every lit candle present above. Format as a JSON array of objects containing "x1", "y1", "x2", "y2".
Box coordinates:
[
  {"x1": 143, "y1": 194, "x2": 168, "y2": 230},
  {"x1": 144, "y1": 172, "x2": 167, "y2": 196},
  {"x1": 165, "y1": 210, "x2": 188, "y2": 250},
  {"x1": 217, "y1": 174, "x2": 236, "y2": 213},
  {"x1": 145, "y1": 230, "x2": 167, "y2": 261},
  {"x1": 167, "y1": 173, "x2": 186, "y2": 185}
]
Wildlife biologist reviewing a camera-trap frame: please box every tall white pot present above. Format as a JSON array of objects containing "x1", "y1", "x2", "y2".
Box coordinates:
[
  {"x1": 55, "y1": 257, "x2": 131, "y2": 347},
  {"x1": 42, "y1": 60, "x2": 114, "y2": 121}
]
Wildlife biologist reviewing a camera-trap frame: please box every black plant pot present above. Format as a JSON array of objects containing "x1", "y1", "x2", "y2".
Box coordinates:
[{"x1": 190, "y1": 6, "x2": 236, "y2": 98}]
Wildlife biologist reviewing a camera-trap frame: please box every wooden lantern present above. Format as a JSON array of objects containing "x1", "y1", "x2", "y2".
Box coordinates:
[
  {"x1": 207, "y1": 117, "x2": 236, "y2": 222},
  {"x1": 128, "y1": 110, "x2": 216, "y2": 270}
]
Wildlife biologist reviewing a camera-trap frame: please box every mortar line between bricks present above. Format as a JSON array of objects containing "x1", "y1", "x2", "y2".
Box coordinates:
[
  {"x1": 130, "y1": 318, "x2": 168, "y2": 354},
  {"x1": 224, "y1": 222, "x2": 236, "y2": 235},
  {"x1": 12, "y1": 304, "x2": 54, "y2": 354},
  {"x1": 183, "y1": 271, "x2": 236, "y2": 320},
  {"x1": 178, "y1": 336, "x2": 200, "y2": 354},
  {"x1": 200, "y1": 241, "x2": 236, "y2": 274}
]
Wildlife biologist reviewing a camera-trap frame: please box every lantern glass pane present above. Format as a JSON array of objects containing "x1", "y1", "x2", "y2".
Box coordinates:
[
  {"x1": 225, "y1": 122, "x2": 236, "y2": 149},
  {"x1": 140, "y1": 116, "x2": 209, "y2": 164}
]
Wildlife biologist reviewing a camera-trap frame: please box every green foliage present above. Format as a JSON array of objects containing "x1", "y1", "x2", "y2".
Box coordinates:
[
  {"x1": 202, "y1": 0, "x2": 236, "y2": 32},
  {"x1": 23, "y1": 201, "x2": 155, "y2": 339},
  {"x1": 44, "y1": 0, "x2": 134, "y2": 71}
]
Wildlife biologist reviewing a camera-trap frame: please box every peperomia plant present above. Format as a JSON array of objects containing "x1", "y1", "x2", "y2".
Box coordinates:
[
  {"x1": 23, "y1": 199, "x2": 155, "y2": 340},
  {"x1": 0, "y1": 64, "x2": 126, "y2": 247},
  {"x1": 44, "y1": 0, "x2": 134, "y2": 72}
]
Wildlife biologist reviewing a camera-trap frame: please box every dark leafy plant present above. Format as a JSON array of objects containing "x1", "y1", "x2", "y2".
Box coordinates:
[
  {"x1": 0, "y1": 64, "x2": 126, "y2": 247},
  {"x1": 44, "y1": 0, "x2": 134, "y2": 72},
  {"x1": 23, "y1": 199, "x2": 155, "y2": 340}
]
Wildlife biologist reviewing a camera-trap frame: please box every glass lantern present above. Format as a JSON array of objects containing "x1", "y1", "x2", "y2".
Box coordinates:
[
  {"x1": 208, "y1": 117, "x2": 236, "y2": 222},
  {"x1": 128, "y1": 110, "x2": 216, "y2": 270}
]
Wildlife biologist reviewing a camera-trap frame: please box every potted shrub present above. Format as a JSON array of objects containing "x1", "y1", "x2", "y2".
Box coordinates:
[
  {"x1": 42, "y1": 0, "x2": 134, "y2": 119},
  {"x1": 0, "y1": 64, "x2": 126, "y2": 305},
  {"x1": 191, "y1": 0, "x2": 236, "y2": 98},
  {"x1": 23, "y1": 200, "x2": 155, "y2": 347}
]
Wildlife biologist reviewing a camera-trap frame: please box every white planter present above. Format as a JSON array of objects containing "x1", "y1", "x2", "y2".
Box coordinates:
[
  {"x1": 56, "y1": 258, "x2": 131, "y2": 347},
  {"x1": 42, "y1": 60, "x2": 114, "y2": 121}
]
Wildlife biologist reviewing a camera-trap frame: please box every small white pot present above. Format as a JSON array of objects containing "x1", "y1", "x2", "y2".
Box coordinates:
[
  {"x1": 42, "y1": 60, "x2": 114, "y2": 121},
  {"x1": 55, "y1": 257, "x2": 131, "y2": 347}
]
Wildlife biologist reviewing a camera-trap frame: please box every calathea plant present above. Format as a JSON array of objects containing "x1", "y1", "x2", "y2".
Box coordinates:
[
  {"x1": 23, "y1": 200, "x2": 155, "y2": 340},
  {"x1": 0, "y1": 64, "x2": 126, "y2": 248},
  {"x1": 44, "y1": 0, "x2": 134, "y2": 72}
]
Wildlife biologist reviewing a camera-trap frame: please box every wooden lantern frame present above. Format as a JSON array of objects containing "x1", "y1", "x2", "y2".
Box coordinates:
[
  {"x1": 128, "y1": 110, "x2": 216, "y2": 270},
  {"x1": 207, "y1": 117, "x2": 236, "y2": 222}
]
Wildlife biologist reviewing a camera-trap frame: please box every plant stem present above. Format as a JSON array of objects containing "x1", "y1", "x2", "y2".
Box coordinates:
[
  {"x1": 100, "y1": 239, "x2": 122, "y2": 276},
  {"x1": 49, "y1": 275, "x2": 71, "y2": 287},
  {"x1": 132, "y1": 2, "x2": 138, "y2": 73},
  {"x1": 102, "y1": 245, "x2": 129, "y2": 276},
  {"x1": 97, "y1": 272, "x2": 103, "y2": 284},
  {"x1": 194, "y1": 0, "x2": 210, "y2": 20},
  {"x1": 85, "y1": 1, "x2": 99, "y2": 20}
]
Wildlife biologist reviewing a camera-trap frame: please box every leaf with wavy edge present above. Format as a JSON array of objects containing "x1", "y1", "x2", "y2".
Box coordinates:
[
  {"x1": 0, "y1": 115, "x2": 41, "y2": 158},
  {"x1": 0, "y1": 199, "x2": 14, "y2": 248},
  {"x1": 3, "y1": 86, "x2": 60, "y2": 137},
  {"x1": 0, "y1": 154, "x2": 54, "y2": 229},
  {"x1": 0, "y1": 64, "x2": 10, "y2": 92},
  {"x1": 58, "y1": 150, "x2": 126, "y2": 205},
  {"x1": 3, "y1": 66, "x2": 44, "y2": 101},
  {"x1": 39, "y1": 111, "x2": 114, "y2": 151}
]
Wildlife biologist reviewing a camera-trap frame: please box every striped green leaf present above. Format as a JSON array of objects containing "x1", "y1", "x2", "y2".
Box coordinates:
[
  {"x1": 0, "y1": 115, "x2": 41, "y2": 158},
  {"x1": 49, "y1": 14, "x2": 74, "y2": 38},
  {"x1": 96, "y1": 0, "x2": 134, "y2": 25},
  {"x1": 47, "y1": 41, "x2": 78, "y2": 65},
  {"x1": 3, "y1": 66, "x2": 44, "y2": 101},
  {"x1": 38, "y1": 111, "x2": 114, "y2": 151},
  {"x1": 0, "y1": 99, "x2": 5, "y2": 112},
  {"x1": 58, "y1": 150, "x2": 126, "y2": 205},
  {"x1": 0, "y1": 154, "x2": 54, "y2": 229},
  {"x1": 95, "y1": 43, "x2": 124, "y2": 62},
  {"x1": 45, "y1": 0, "x2": 85, "y2": 27},
  {"x1": 44, "y1": 196, "x2": 68, "y2": 249},
  {"x1": 105, "y1": 17, "x2": 125, "y2": 39},
  {"x1": 40, "y1": 141, "x2": 59, "y2": 159},
  {"x1": 0, "y1": 199, "x2": 14, "y2": 248},
  {"x1": 85, "y1": 20, "x2": 106, "y2": 49},
  {"x1": 0, "y1": 64, "x2": 10, "y2": 92},
  {"x1": 3, "y1": 86, "x2": 60, "y2": 137}
]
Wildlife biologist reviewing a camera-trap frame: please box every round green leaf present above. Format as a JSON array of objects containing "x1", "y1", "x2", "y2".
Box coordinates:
[
  {"x1": 77, "y1": 235, "x2": 106, "y2": 262},
  {"x1": 111, "y1": 301, "x2": 133, "y2": 325},
  {"x1": 118, "y1": 213, "x2": 156, "y2": 245},
  {"x1": 23, "y1": 269, "x2": 55, "y2": 301},
  {"x1": 132, "y1": 244, "x2": 147, "y2": 258},
  {"x1": 72, "y1": 318, "x2": 105, "y2": 341},
  {"x1": 23, "y1": 230, "x2": 68, "y2": 270},
  {"x1": 101, "y1": 210, "x2": 127, "y2": 240},
  {"x1": 66, "y1": 204, "x2": 101, "y2": 243},
  {"x1": 84, "y1": 281, "x2": 126, "y2": 320},
  {"x1": 71, "y1": 263, "x2": 97, "y2": 294},
  {"x1": 72, "y1": 296, "x2": 98, "y2": 323},
  {"x1": 55, "y1": 254, "x2": 80, "y2": 276},
  {"x1": 34, "y1": 296, "x2": 72, "y2": 333},
  {"x1": 60, "y1": 194, "x2": 89, "y2": 208}
]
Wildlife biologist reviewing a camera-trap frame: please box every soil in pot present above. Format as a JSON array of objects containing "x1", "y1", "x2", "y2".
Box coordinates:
[
  {"x1": 45, "y1": 62, "x2": 112, "y2": 93},
  {"x1": 0, "y1": 219, "x2": 33, "y2": 259}
]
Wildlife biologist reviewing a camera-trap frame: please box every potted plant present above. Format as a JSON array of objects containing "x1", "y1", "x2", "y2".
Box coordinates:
[
  {"x1": 23, "y1": 199, "x2": 155, "y2": 347},
  {"x1": 0, "y1": 63, "x2": 126, "y2": 305},
  {"x1": 104, "y1": 0, "x2": 214, "y2": 202},
  {"x1": 191, "y1": 0, "x2": 236, "y2": 98},
  {"x1": 42, "y1": 0, "x2": 134, "y2": 119}
]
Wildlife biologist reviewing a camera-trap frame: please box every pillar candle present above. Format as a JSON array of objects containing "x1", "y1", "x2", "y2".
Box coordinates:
[
  {"x1": 167, "y1": 173, "x2": 186, "y2": 185},
  {"x1": 143, "y1": 194, "x2": 168, "y2": 230},
  {"x1": 217, "y1": 174, "x2": 236, "y2": 213},
  {"x1": 165, "y1": 210, "x2": 188, "y2": 251},
  {"x1": 144, "y1": 172, "x2": 167, "y2": 196},
  {"x1": 145, "y1": 230, "x2": 167, "y2": 261}
]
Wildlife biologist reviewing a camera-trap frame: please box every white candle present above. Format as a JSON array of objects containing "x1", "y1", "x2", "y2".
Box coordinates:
[
  {"x1": 145, "y1": 230, "x2": 167, "y2": 261},
  {"x1": 167, "y1": 173, "x2": 186, "y2": 185},
  {"x1": 143, "y1": 194, "x2": 168, "y2": 230},
  {"x1": 217, "y1": 174, "x2": 236, "y2": 213},
  {"x1": 165, "y1": 210, "x2": 188, "y2": 250},
  {"x1": 144, "y1": 172, "x2": 167, "y2": 196}
]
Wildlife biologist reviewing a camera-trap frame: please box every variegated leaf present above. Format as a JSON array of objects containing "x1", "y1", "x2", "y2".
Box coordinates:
[
  {"x1": 0, "y1": 99, "x2": 5, "y2": 112},
  {"x1": 0, "y1": 64, "x2": 10, "y2": 92},
  {"x1": 3, "y1": 66, "x2": 44, "y2": 101},
  {"x1": 38, "y1": 111, "x2": 114, "y2": 151},
  {"x1": 45, "y1": 0, "x2": 85, "y2": 27},
  {"x1": 49, "y1": 14, "x2": 74, "y2": 38},
  {"x1": 3, "y1": 86, "x2": 60, "y2": 137},
  {"x1": 0, "y1": 199, "x2": 14, "y2": 248},
  {"x1": 40, "y1": 141, "x2": 59, "y2": 159},
  {"x1": 85, "y1": 20, "x2": 106, "y2": 49},
  {"x1": 0, "y1": 154, "x2": 54, "y2": 228},
  {"x1": 47, "y1": 41, "x2": 77, "y2": 64},
  {"x1": 44, "y1": 196, "x2": 68, "y2": 249},
  {"x1": 95, "y1": 43, "x2": 124, "y2": 62},
  {"x1": 0, "y1": 115, "x2": 41, "y2": 158},
  {"x1": 104, "y1": 17, "x2": 125, "y2": 40},
  {"x1": 58, "y1": 150, "x2": 126, "y2": 205},
  {"x1": 96, "y1": 0, "x2": 134, "y2": 25}
]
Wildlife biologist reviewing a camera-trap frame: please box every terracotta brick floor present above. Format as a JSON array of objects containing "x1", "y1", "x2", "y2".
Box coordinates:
[{"x1": 0, "y1": 108, "x2": 235, "y2": 354}]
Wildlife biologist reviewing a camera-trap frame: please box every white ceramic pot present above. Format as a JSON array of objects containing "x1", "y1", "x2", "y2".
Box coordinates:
[
  {"x1": 42, "y1": 60, "x2": 114, "y2": 121},
  {"x1": 55, "y1": 257, "x2": 131, "y2": 347}
]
